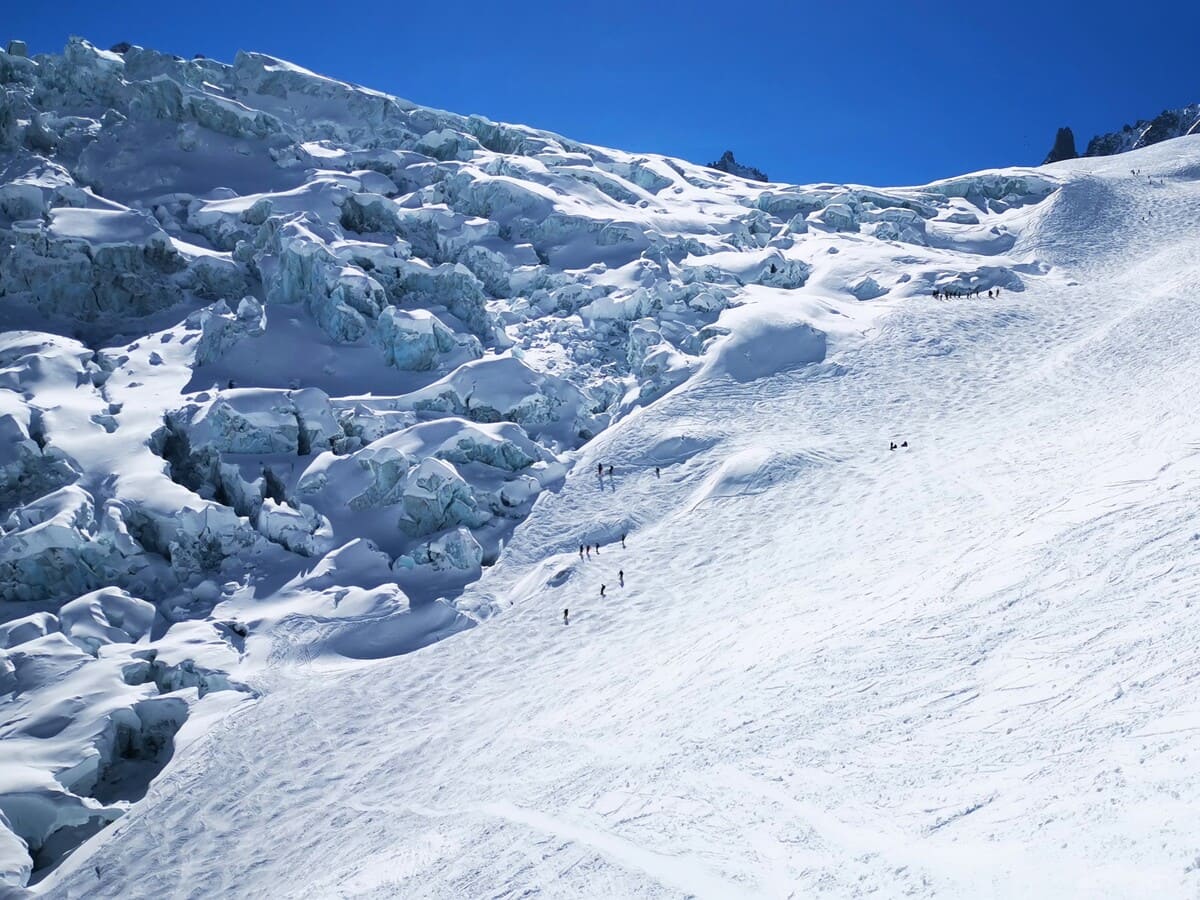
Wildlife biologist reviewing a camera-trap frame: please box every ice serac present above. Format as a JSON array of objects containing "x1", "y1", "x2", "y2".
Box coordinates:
[
  {"x1": 374, "y1": 307, "x2": 480, "y2": 371},
  {"x1": 190, "y1": 297, "x2": 266, "y2": 365}
]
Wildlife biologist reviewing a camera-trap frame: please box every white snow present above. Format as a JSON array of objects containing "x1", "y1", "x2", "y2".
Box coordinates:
[{"x1": 2, "y1": 36, "x2": 1200, "y2": 899}]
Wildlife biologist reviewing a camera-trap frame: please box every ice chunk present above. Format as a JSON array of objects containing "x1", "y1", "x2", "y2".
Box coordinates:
[
  {"x1": 850, "y1": 276, "x2": 886, "y2": 301},
  {"x1": 403, "y1": 355, "x2": 590, "y2": 444},
  {"x1": 0, "y1": 613, "x2": 60, "y2": 649},
  {"x1": 0, "y1": 392, "x2": 80, "y2": 513},
  {"x1": 58, "y1": 588, "x2": 156, "y2": 655},
  {"x1": 0, "y1": 207, "x2": 186, "y2": 320},
  {"x1": 380, "y1": 418, "x2": 557, "y2": 474},
  {"x1": 189, "y1": 297, "x2": 267, "y2": 366},
  {"x1": 256, "y1": 499, "x2": 334, "y2": 557},
  {"x1": 185, "y1": 388, "x2": 337, "y2": 456},
  {"x1": 409, "y1": 526, "x2": 483, "y2": 573},
  {"x1": 373, "y1": 308, "x2": 480, "y2": 371},
  {"x1": 397, "y1": 458, "x2": 489, "y2": 537},
  {"x1": 808, "y1": 202, "x2": 858, "y2": 232}
]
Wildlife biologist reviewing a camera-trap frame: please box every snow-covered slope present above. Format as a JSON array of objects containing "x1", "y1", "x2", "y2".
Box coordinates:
[{"x1": 3, "y1": 38, "x2": 1200, "y2": 897}]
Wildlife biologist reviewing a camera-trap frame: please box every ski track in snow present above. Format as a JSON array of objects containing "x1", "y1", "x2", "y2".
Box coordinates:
[{"x1": 33, "y1": 146, "x2": 1200, "y2": 897}]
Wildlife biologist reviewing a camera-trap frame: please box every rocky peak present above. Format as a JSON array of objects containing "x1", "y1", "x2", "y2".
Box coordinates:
[
  {"x1": 1043, "y1": 127, "x2": 1078, "y2": 164},
  {"x1": 706, "y1": 150, "x2": 769, "y2": 182}
]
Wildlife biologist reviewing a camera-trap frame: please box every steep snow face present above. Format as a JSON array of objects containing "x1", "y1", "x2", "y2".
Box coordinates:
[{"x1": 2, "y1": 37, "x2": 1196, "y2": 895}]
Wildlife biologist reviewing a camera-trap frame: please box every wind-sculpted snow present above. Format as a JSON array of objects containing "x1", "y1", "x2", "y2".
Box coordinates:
[{"x1": 0, "y1": 36, "x2": 1088, "y2": 890}]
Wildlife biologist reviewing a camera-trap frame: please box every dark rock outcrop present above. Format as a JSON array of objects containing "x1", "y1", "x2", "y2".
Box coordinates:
[
  {"x1": 1083, "y1": 104, "x2": 1200, "y2": 158},
  {"x1": 706, "y1": 150, "x2": 769, "y2": 183},
  {"x1": 1043, "y1": 127, "x2": 1078, "y2": 164}
]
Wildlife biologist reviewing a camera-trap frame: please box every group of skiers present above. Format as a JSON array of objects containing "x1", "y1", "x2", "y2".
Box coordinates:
[
  {"x1": 566, "y1": 464, "x2": 642, "y2": 624},
  {"x1": 566, "y1": 527, "x2": 629, "y2": 625},
  {"x1": 888, "y1": 440, "x2": 909, "y2": 451},
  {"x1": 932, "y1": 286, "x2": 1001, "y2": 300}
]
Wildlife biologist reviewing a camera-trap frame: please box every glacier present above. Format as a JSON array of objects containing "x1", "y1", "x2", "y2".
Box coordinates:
[{"x1": 1, "y1": 35, "x2": 1200, "y2": 898}]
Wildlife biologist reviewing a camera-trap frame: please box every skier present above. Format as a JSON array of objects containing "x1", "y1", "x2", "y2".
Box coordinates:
[
  {"x1": 600, "y1": 584, "x2": 606, "y2": 598},
  {"x1": 889, "y1": 442, "x2": 897, "y2": 451},
  {"x1": 563, "y1": 608, "x2": 569, "y2": 625},
  {"x1": 901, "y1": 440, "x2": 908, "y2": 448},
  {"x1": 621, "y1": 533, "x2": 626, "y2": 549},
  {"x1": 594, "y1": 543, "x2": 600, "y2": 555},
  {"x1": 586, "y1": 545, "x2": 591, "y2": 558},
  {"x1": 597, "y1": 462, "x2": 603, "y2": 477},
  {"x1": 655, "y1": 466, "x2": 661, "y2": 478},
  {"x1": 619, "y1": 570, "x2": 624, "y2": 587},
  {"x1": 579, "y1": 544, "x2": 584, "y2": 559},
  {"x1": 607, "y1": 465, "x2": 614, "y2": 477}
]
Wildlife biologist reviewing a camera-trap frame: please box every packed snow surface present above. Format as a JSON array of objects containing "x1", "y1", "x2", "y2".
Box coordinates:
[{"x1": 2, "y1": 38, "x2": 1200, "y2": 898}]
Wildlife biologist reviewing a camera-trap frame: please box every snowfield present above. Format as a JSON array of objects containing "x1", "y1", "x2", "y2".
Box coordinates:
[{"x1": 2, "y1": 37, "x2": 1200, "y2": 898}]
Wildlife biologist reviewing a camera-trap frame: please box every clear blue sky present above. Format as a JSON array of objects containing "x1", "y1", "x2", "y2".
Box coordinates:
[{"x1": 6, "y1": 0, "x2": 1198, "y2": 185}]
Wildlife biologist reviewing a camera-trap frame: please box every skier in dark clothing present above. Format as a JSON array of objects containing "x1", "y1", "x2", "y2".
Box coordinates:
[
  {"x1": 600, "y1": 584, "x2": 606, "y2": 598},
  {"x1": 901, "y1": 440, "x2": 908, "y2": 448},
  {"x1": 563, "y1": 608, "x2": 569, "y2": 625},
  {"x1": 579, "y1": 544, "x2": 584, "y2": 559},
  {"x1": 890, "y1": 442, "x2": 897, "y2": 451},
  {"x1": 607, "y1": 465, "x2": 614, "y2": 477},
  {"x1": 586, "y1": 546, "x2": 591, "y2": 558},
  {"x1": 594, "y1": 543, "x2": 600, "y2": 555},
  {"x1": 597, "y1": 462, "x2": 603, "y2": 477},
  {"x1": 619, "y1": 570, "x2": 624, "y2": 587},
  {"x1": 655, "y1": 466, "x2": 661, "y2": 478},
  {"x1": 621, "y1": 533, "x2": 626, "y2": 548}
]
